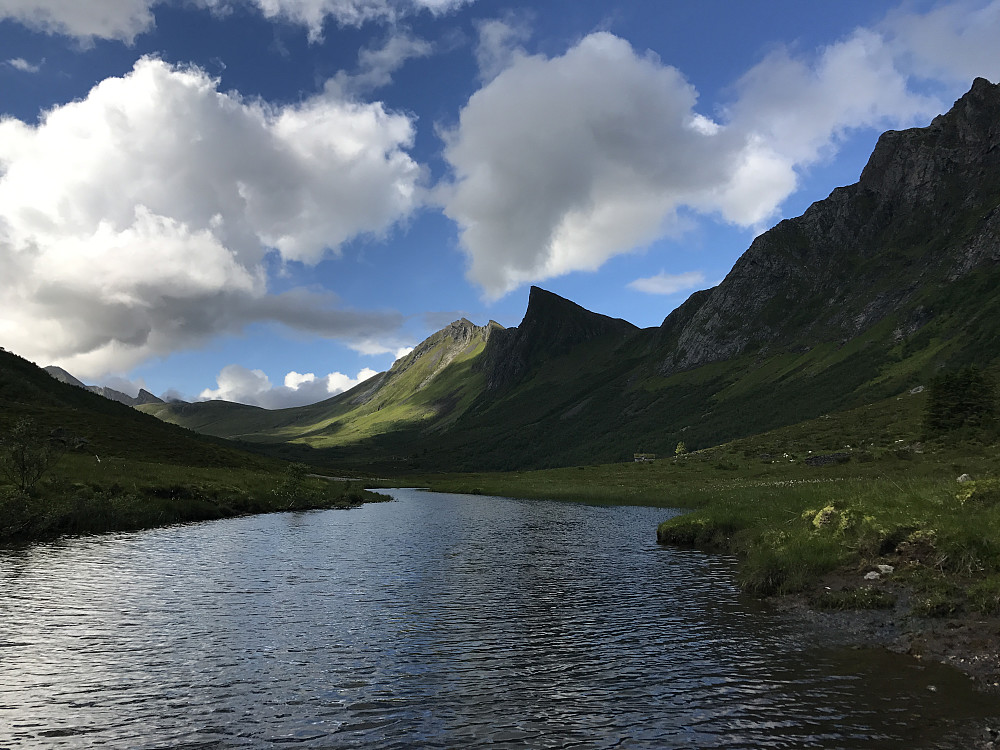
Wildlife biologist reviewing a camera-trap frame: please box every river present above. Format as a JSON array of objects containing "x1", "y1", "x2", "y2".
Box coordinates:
[{"x1": 1, "y1": 488, "x2": 997, "y2": 748}]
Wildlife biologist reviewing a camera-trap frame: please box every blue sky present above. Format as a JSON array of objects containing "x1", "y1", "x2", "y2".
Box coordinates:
[{"x1": 1, "y1": 0, "x2": 999, "y2": 407}]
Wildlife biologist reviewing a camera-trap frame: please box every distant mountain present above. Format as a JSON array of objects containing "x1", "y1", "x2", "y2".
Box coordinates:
[
  {"x1": 140, "y1": 78, "x2": 1000, "y2": 472},
  {"x1": 141, "y1": 316, "x2": 500, "y2": 445},
  {"x1": 2, "y1": 350, "x2": 268, "y2": 468},
  {"x1": 43, "y1": 366, "x2": 87, "y2": 389},
  {"x1": 44, "y1": 366, "x2": 164, "y2": 407}
]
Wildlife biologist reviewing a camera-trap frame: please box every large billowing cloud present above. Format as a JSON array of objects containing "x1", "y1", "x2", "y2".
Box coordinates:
[
  {"x1": 0, "y1": 0, "x2": 471, "y2": 42},
  {"x1": 0, "y1": 56, "x2": 417, "y2": 377},
  {"x1": 199, "y1": 363, "x2": 378, "y2": 408},
  {"x1": 442, "y1": 32, "x2": 740, "y2": 299},
  {"x1": 443, "y1": 6, "x2": 997, "y2": 298}
]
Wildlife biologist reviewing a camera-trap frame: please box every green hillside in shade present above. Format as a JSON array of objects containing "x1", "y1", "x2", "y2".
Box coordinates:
[
  {"x1": 138, "y1": 78, "x2": 1000, "y2": 474},
  {"x1": 0, "y1": 349, "x2": 384, "y2": 543},
  {"x1": 0, "y1": 347, "x2": 268, "y2": 469}
]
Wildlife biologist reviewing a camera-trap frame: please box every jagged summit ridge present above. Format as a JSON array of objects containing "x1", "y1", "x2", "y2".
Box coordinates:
[
  {"x1": 390, "y1": 317, "x2": 501, "y2": 391},
  {"x1": 44, "y1": 365, "x2": 165, "y2": 406},
  {"x1": 480, "y1": 286, "x2": 638, "y2": 390},
  {"x1": 658, "y1": 77, "x2": 1000, "y2": 375},
  {"x1": 860, "y1": 77, "x2": 1000, "y2": 205}
]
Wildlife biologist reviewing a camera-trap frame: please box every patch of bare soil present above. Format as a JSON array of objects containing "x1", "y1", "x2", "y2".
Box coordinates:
[{"x1": 772, "y1": 569, "x2": 1000, "y2": 749}]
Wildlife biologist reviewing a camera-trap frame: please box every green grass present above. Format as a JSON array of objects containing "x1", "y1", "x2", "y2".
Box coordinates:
[
  {"x1": 0, "y1": 350, "x2": 389, "y2": 545},
  {"x1": 1, "y1": 453, "x2": 388, "y2": 544}
]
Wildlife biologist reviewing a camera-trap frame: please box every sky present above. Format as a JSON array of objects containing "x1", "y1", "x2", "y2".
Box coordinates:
[{"x1": 1, "y1": 0, "x2": 999, "y2": 408}]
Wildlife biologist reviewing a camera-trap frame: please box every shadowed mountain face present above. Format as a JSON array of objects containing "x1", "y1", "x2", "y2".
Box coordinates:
[
  {"x1": 479, "y1": 286, "x2": 638, "y2": 391},
  {"x1": 137, "y1": 79, "x2": 1000, "y2": 471},
  {"x1": 657, "y1": 77, "x2": 1000, "y2": 374},
  {"x1": 2, "y1": 351, "x2": 266, "y2": 469}
]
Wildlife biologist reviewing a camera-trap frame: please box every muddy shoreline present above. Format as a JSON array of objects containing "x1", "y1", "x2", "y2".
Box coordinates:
[{"x1": 772, "y1": 574, "x2": 1000, "y2": 748}]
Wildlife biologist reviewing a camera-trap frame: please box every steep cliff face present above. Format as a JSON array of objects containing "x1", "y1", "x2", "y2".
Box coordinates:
[
  {"x1": 658, "y1": 77, "x2": 1000, "y2": 374},
  {"x1": 479, "y1": 286, "x2": 638, "y2": 390}
]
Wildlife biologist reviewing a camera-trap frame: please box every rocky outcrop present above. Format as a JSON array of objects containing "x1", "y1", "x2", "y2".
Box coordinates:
[
  {"x1": 43, "y1": 366, "x2": 87, "y2": 389},
  {"x1": 346, "y1": 317, "x2": 501, "y2": 407},
  {"x1": 479, "y1": 286, "x2": 638, "y2": 390},
  {"x1": 133, "y1": 389, "x2": 165, "y2": 406},
  {"x1": 805, "y1": 453, "x2": 851, "y2": 468},
  {"x1": 43, "y1": 366, "x2": 164, "y2": 406},
  {"x1": 391, "y1": 318, "x2": 501, "y2": 388},
  {"x1": 657, "y1": 78, "x2": 1000, "y2": 375}
]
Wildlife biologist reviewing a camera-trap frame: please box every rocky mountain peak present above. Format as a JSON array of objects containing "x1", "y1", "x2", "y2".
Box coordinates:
[
  {"x1": 657, "y1": 77, "x2": 1000, "y2": 376},
  {"x1": 44, "y1": 366, "x2": 87, "y2": 389},
  {"x1": 480, "y1": 286, "x2": 637, "y2": 390},
  {"x1": 859, "y1": 77, "x2": 1000, "y2": 205}
]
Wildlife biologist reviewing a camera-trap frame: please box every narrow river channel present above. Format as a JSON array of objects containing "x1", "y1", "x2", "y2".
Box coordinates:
[{"x1": 1, "y1": 489, "x2": 997, "y2": 748}]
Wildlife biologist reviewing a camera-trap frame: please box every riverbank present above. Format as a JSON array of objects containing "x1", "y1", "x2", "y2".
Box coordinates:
[
  {"x1": 1, "y1": 454, "x2": 388, "y2": 545},
  {"x1": 772, "y1": 570, "x2": 1000, "y2": 691},
  {"x1": 408, "y1": 423, "x2": 1000, "y2": 697}
]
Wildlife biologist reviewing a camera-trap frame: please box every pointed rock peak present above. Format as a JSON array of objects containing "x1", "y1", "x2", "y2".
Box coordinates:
[
  {"x1": 932, "y1": 76, "x2": 1000, "y2": 127},
  {"x1": 522, "y1": 286, "x2": 584, "y2": 322},
  {"x1": 44, "y1": 366, "x2": 87, "y2": 388},
  {"x1": 135, "y1": 388, "x2": 165, "y2": 405},
  {"x1": 480, "y1": 287, "x2": 637, "y2": 390},
  {"x1": 860, "y1": 77, "x2": 1000, "y2": 200},
  {"x1": 519, "y1": 286, "x2": 636, "y2": 331},
  {"x1": 517, "y1": 286, "x2": 637, "y2": 333},
  {"x1": 966, "y1": 76, "x2": 999, "y2": 100}
]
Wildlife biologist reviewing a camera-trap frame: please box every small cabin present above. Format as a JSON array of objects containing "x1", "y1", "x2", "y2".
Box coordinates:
[{"x1": 633, "y1": 453, "x2": 656, "y2": 462}]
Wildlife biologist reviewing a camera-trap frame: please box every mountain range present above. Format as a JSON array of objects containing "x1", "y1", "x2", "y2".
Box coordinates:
[
  {"x1": 63, "y1": 78, "x2": 1000, "y2": 472},
  {"x1": 44, "y1": 366, "x2": 165, "y2": 407}
]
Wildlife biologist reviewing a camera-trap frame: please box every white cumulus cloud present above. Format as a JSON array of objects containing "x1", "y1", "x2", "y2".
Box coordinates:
[
  {"x1": 442, "y1": 32, "x2": 740, "y2": 299},
  {"x1": 228, "y1": 0, "x2": 472, "y2": 40},
  {"x1": 201, "y1": 363, "x2": 378, "y2": 408},
  {"x1": 443, "y1": 4, "x2": 999, "y2": 299},
  {"x1": 628, "y1": 271, "x2": 706, "y2": 296},
  {"x1": 0, "y1": 56, "x2": 416, "y2": 378},
  {"x1": 328, "y1": 31, "x2": 434, "y2": 96},
  {"x1": 881, "y1": 0, "x2": 1000, "y2": 84}
]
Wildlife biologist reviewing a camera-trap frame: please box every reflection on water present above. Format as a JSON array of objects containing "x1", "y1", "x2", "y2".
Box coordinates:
[{"x1": 1, "y1": 489, "x2": 996, "y2": 748}]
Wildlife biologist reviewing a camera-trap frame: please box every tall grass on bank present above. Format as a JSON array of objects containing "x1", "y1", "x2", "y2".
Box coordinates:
[
  {"x1": 655, "y1": 476, "x2": 992, "y2": 596},
  {"x1": 1, "y1": 455, "x2": 387, "y2": 544}
]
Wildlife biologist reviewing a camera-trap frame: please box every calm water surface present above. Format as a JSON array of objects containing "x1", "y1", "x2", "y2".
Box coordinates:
[{"x1": 1, "y1": 489, "x2": 997, "y2": 748}]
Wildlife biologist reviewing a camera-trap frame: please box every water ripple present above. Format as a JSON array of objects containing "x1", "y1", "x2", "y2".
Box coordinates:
[{"x1": 1, "y1": 489, "x2": 997, "y2": 748}]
